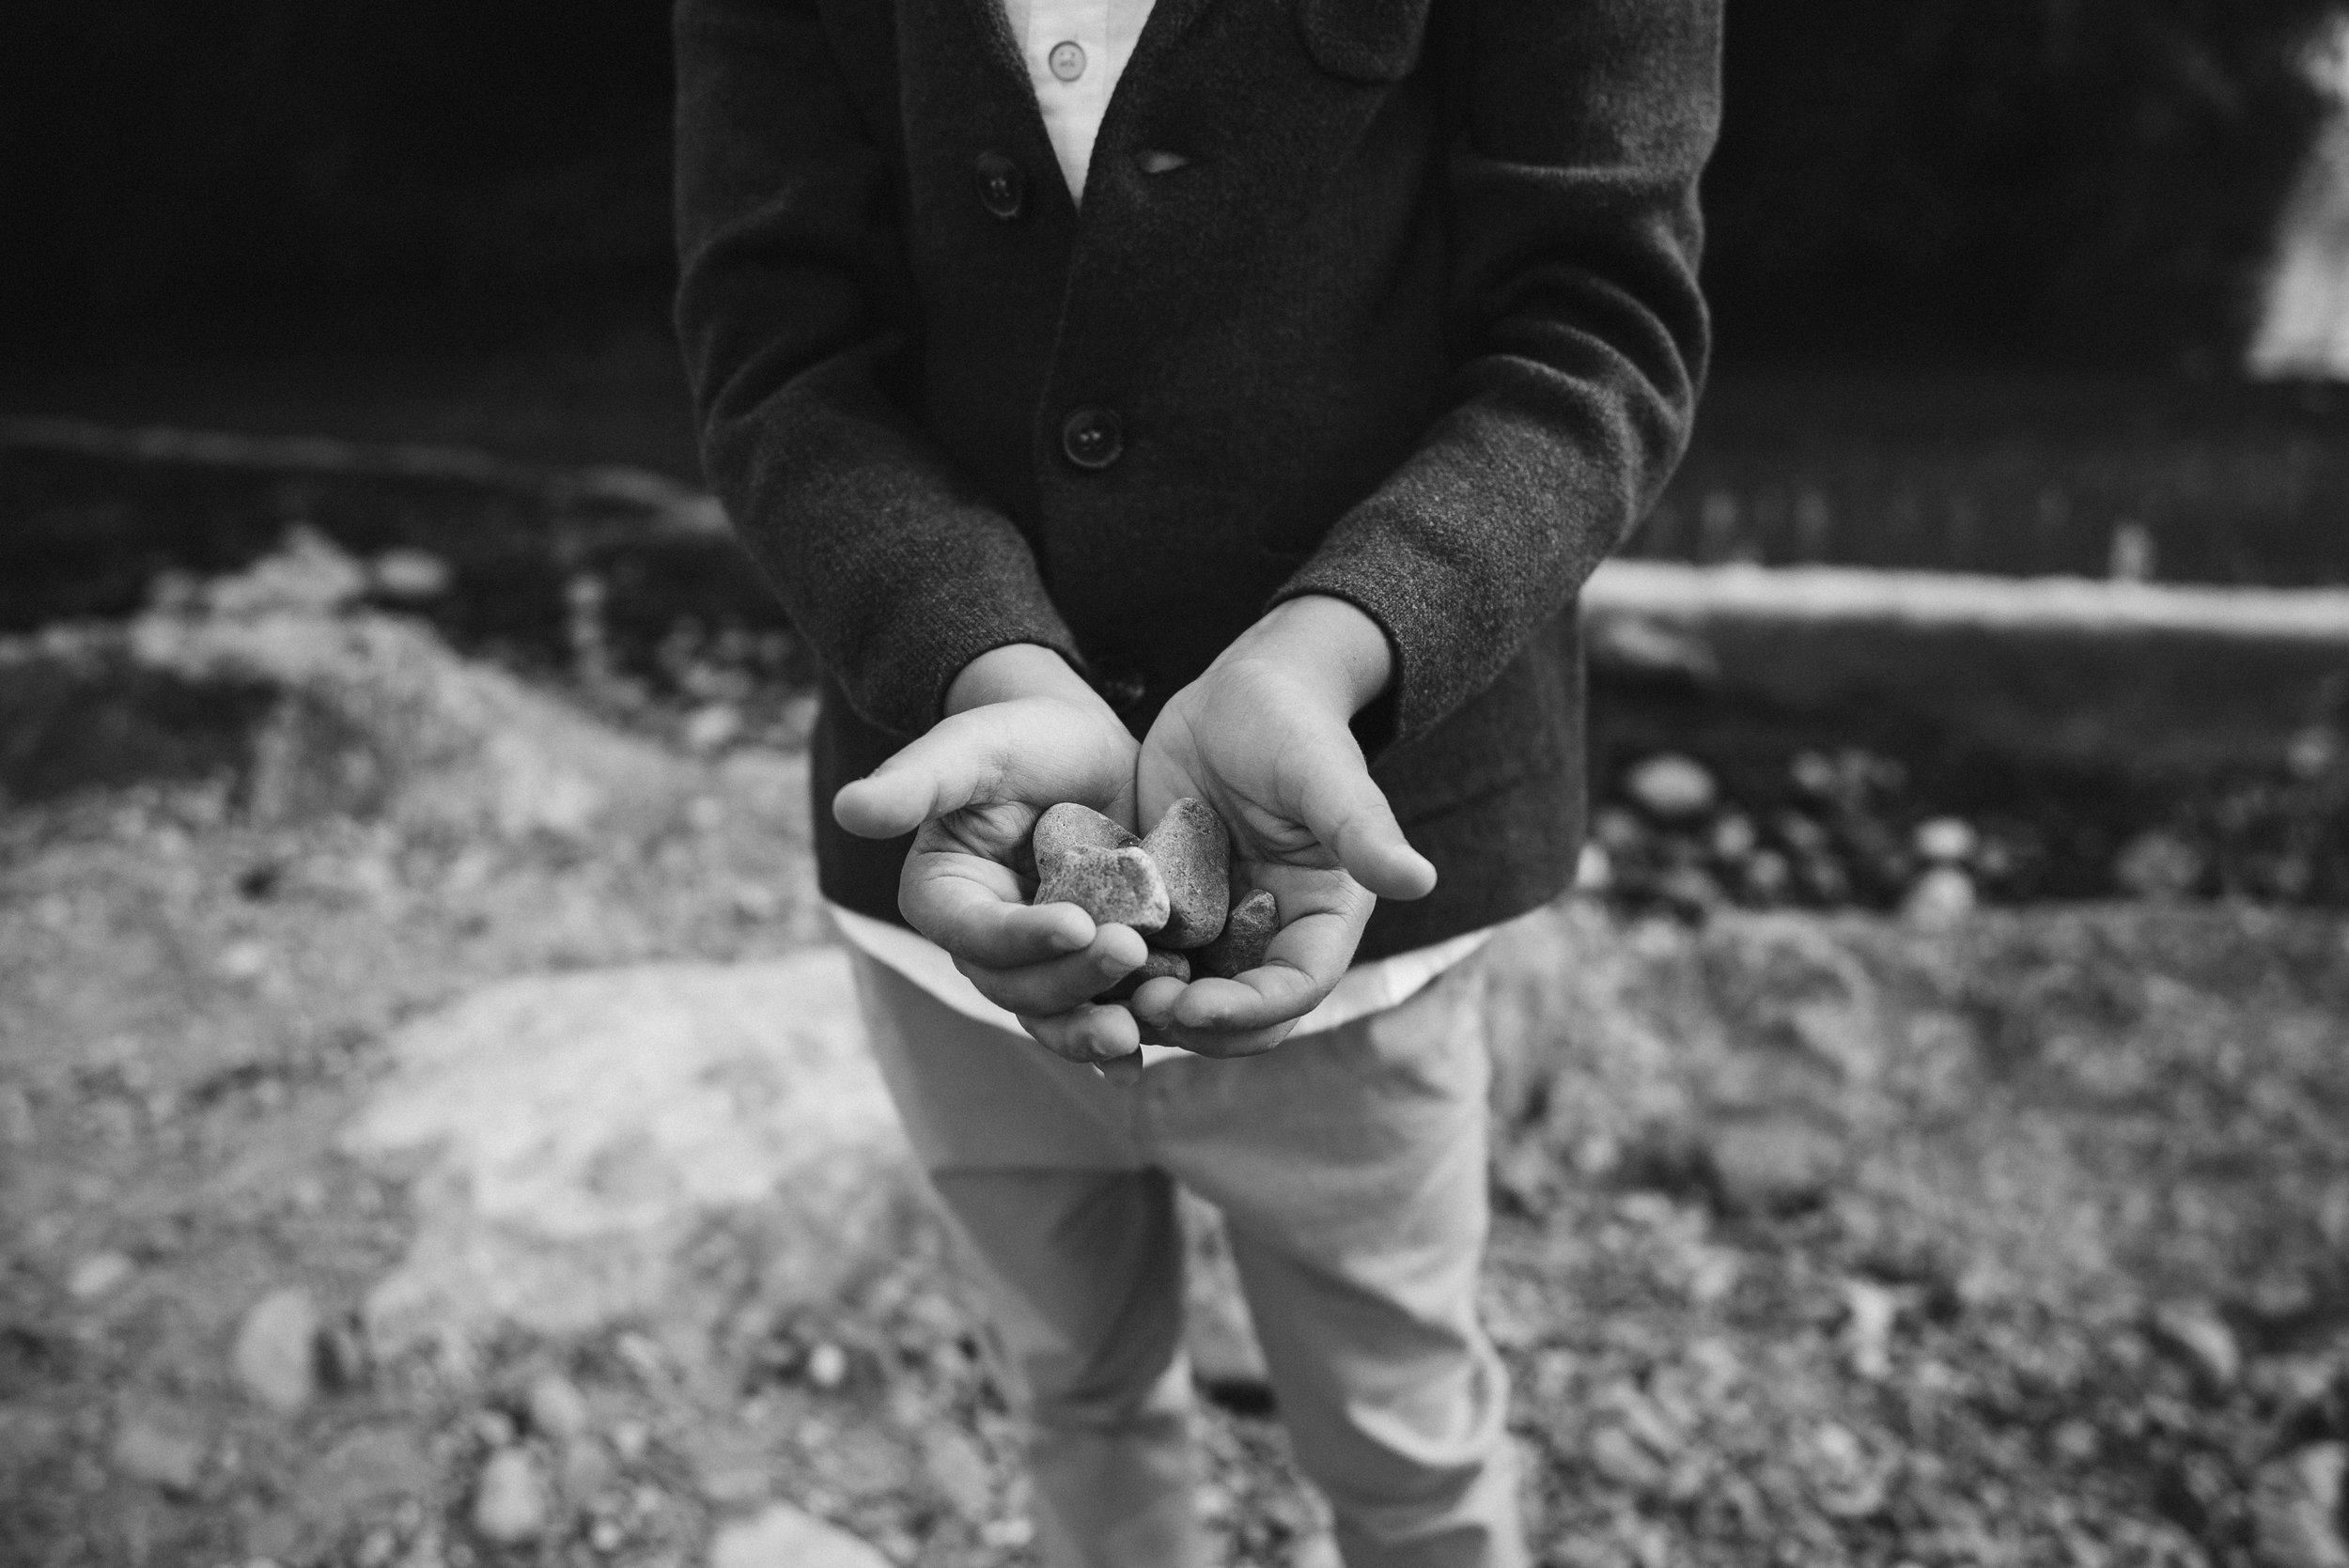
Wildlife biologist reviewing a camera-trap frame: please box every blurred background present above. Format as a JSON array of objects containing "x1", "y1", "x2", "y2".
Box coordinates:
[{"x1": 7, "y1": 6, "x2": 2349, "y2": 1568}]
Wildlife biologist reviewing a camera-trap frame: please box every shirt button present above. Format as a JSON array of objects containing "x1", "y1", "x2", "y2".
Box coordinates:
[
  {"x1": 1061, "y1": 408, "x2": 1124, "y2": 471},
  {"x1": 1048, "y1": 39, "x2": 1087, "y2": 82},
  {"x1": 973, "y1": 151, "x2": 1026, "y2": 220}
]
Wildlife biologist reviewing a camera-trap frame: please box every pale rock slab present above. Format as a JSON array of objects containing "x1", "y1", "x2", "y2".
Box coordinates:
[{"x1": 341, "y1": 951, "x2": 916, "y2": 1357}]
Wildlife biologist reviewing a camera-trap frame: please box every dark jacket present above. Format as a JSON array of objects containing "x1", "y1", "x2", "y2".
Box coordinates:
[{"x1": 673, "y1": 0, "x2": 1720, "y2": 958}]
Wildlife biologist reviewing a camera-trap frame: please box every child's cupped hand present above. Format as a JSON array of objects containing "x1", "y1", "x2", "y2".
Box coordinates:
[
  {"x1": 1126, "y1": 597, "x2": 1438, "y2": 1059},
  {"x1": 832, "y1": 649, "x2": 1152, "y2": 1065}
]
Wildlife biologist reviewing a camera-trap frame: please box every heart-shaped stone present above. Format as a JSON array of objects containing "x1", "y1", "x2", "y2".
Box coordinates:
[
  {"x1": 1095, "y1": 945, "x2": 1190, "y2": 1002},
  {"x1": 1034, "y1": 845, "x2": 1170, "y2": 936},
  {"x1": 1032, "y1": 801, "x2": 1141, "y2": 883},
  {"x1": 1193, "y1": 888, "x2": 1278, "y2": 980},
  {"x1": 1141, "y1": 798, "x2": 1231, "y2": 950}
]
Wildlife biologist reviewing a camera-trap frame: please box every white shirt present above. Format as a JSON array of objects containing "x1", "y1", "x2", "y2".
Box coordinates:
[
  {"x1": 827, "y1": 0, "x2": 1493, "y2": 1051},
  {"x1": 999, "y1": 0, "x2": 1155, "y2": 199}
]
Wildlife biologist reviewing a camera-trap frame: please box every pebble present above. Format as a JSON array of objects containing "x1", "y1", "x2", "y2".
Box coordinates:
[
  {"x1": 525, "y1": 1374, "x2": 591, "y2": 1443},
  {"x1": 1574, "y1": 842, "x2": 1612, "y2": 893},
  {"x1": 1140, "y1": 798, "x2": 1230, "y2": 949},
  {"x1": 1097, "y1": 946, "x2": 1190, "y2": 1002},
  {"x1": 233, "y1": 1287, "x2": 321, "y2": 1413},
  {"x1": 2253, "y1": 1443, "x2": 2349, "y2": 1568},
  {"x1": 2150, "y1": 1302, "x2": 2240, "y2": 1394},
  {"x1": 471, "y1": 1447, "x2": 551, "y2": 1544},
  {"x1": 1193, "y1": 889, "x2": 1279, "y2": 980},
  {"x1": 1913, "y1": 816, "x2": 1979, "y2": 864},
  {"x1": 1841, "y1": 1281, "x2": 1905, "y2": 1381},
  {"x1": 804, "y1": 1341, "x2": 849, "y2": 1389},
  {"x1": 1625, "y1": 753, "x2": 1718, "y2": 821},
  {"x1": 370, "y1": 548, "x2": 453, "y2": 600},
  {"x1": 1587, "y1": 1425, "x2": 1667, "y2": 1493},
  {"x1": 1709, "y1": 812, "x2": 1758, "y2": 862},
  {"x1": 111, "y1": 1413, "x2": 206, "y2": 1493},
  {"x1": 1902, "y1": 866, "x2": 1977, "y2": 929},
  {"x1": 1705, "y1": 1115, "x2": 1844, "y2": 1216},
  {"x1": 0, "y1": 1084, "x2": 32, "y2": 1146},
  {"x1": 708, "y1": 1502, "x2": 894, "y2": 1568},
  {"x1": 920, "y1": 1427, "x2": 996, "y2": 1520},
  {"x1": 683, "y1": 704, "x2": 741, "y2": 753},
  {"x1": 67, "y1": 1250, "x2": 135, "y2": 1300},
  {"x1": 2115, "y1": 831, "x2": 2205, "y2": 900},
  {"x1": 1034, "y1": 846, "x2": 1170, "y2": 936},
  {"x1": 1740, "y1": 848, "x2": 1793, "y2": 904},
  {"x1": 317, "y1": 1317, "x2": 371, "y2": 1393},
  {"x1": 1030, "y1": 801, "x2": 1139, "y2": 882}
]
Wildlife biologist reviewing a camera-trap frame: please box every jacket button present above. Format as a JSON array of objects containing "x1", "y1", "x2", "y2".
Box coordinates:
[
  {"x1": 1060, "y1": 408, "x2": 1123, "y2": 470},
  {"x1": 974, "y1": 152, "x2": 1026, "y2": 220}
]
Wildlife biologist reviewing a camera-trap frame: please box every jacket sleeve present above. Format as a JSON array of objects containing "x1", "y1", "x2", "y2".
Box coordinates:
[
  {"x1": 1273, "y1": 0, "x2": 1721, "y2": 749},
  {"x1": 672, "y1": 0, "x2": 1081, "y2": 738}
]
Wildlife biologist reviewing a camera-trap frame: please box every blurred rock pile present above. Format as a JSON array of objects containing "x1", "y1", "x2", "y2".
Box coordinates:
[{"x1": 1581, "y1": 736, "x2": 2349, "y2": 923}]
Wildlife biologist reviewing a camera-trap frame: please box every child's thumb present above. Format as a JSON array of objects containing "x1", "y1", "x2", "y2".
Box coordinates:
[
  {"x1": 832, "y1": 708, "x2": 1011, "y2": 838},
  {"x1": 1294, "y1": 757, "x2": 1438, "y2": 902}
]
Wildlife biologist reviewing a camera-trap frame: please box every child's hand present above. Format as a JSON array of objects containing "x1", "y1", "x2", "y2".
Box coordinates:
[
  {"x1": 1128, "y1": 597, "x2": 1436, "y2": 1057},
  {"x1": 832, "y1": 645, "x2": 1150, "y2": 1064}
]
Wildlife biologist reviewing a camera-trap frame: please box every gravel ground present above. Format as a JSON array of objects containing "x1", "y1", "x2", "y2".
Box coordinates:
[{"x1": 2, "y1": 579, "x2": 2345, "y2": 1568}]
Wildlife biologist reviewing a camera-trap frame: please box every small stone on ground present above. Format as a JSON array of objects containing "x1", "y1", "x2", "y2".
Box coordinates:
[{"x1": 708, "y1": 1502, "x2": 894, "y2": 1568}]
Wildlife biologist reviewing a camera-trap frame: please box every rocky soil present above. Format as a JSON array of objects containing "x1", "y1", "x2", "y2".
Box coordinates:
[{"x1": 2, "y1": 548, "x2": 2346, "y2": 1568}]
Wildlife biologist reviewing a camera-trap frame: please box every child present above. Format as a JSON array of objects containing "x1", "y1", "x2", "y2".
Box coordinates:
[{"x1": 673, "y1": 1, "x2": 1720, "y2": 1561}]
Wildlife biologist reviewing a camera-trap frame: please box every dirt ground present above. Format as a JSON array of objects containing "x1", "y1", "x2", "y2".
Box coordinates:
[{"x1": 2, "y1": 589, "x2": 2346, "y2": 1568}]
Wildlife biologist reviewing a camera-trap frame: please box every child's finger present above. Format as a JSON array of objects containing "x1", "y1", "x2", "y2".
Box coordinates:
[
  {"x1": 1288, "y1": 753, "x2": 1438, "y2": 902},
  {"x1": 921, "y1": 891, "x2": 1096, "y2": 969},
  {"x1": 1019, "y1": 1001, "x2": 1143, "y2": 1064},
  {"x1": 957, "y1": 925, "x2": 1148, "y2": 1016}
]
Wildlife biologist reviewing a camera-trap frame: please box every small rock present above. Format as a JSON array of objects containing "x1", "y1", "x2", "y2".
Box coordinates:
[
  {"x1": 920, "y1": 1427, "x2": 995, "y2": 1520},
  {"x1": 1573, "y1": 842, "x2": 1612, "y2": 893},
  {"x1": 804, "y1": 1341, "x2": 849, "y2": 1389},
  {"x1": 1587, "y1": 1425, "x2": 1666, "y2": 1493},
  {"x1": 111, "y1": 1413, "x2": 206, "y2": 1493},
  {"x1": 2287, "y1": 726, "x2": 2341, "y2": 782},
  {"x1": 471, "y1": 1447, "x2": 550, "y2": 1544},
  {"x1": 525, "y1": 1374, "x2": 591, "y2": 1443},
  {"x1": 1193, "y1": 889, "x2": 1280, "y2": 980},
  {"x1": 0, "y1": 1084, "x2": 32, "y2": 1146},
  {"x1": 370, "y1": 549, "x2": 453, "y2": 600},
  {"x1": 220, "y1": 939, "x2": 274, "y2": 984},
  {"x1": 1902, "y1": 866, "x2": 1977, "y2": 929},
  {"x1": 1912, "y1": 817, "x2": 1979, "y2": 864},
  {"x1": 1654, "y1": 865, "x2": 1725, "y2": 918},
  {"x1": 1841, "y1": 1281, "x2": 1905, "y2": 1381},
  {"x1": 1585, "y1": 613, "x2": 1720, "y2": 686},
  {"x1": 1625, "y1": 753, "x2": 1717, "y2": 821},
  {"x1": 1740, "y1": 848, "x2": 1793, "y2": 904},
  {"x1": 2115, "y1": 831, "x2": 2205, "y2": 901},
  {"x1": 1140, "y1": 798, "x2": 1231, "y2": 949},
  {"x1": 683, "y1": 705, "x2": 741, "y2": 753},
  {"x1": 1591, "y1": 805, "x2": 1648, "y2": 856},
  {"x1": 233, "y1": 1288, "x2": 321, "y2": 1413},
  {"x1": 1705, "y1": 1115, "x2": 1844, "y2": 1215},
  {"x1": 1709, "y1": 812, "x2": 1758, "y2": 862},
  {"x1": 1031, "y1": 801, "x2": 1139, "y2": 881},
  {"x1": 1097, "y1": 945, "x2": 1190, "y2": 1002},
  {"x1": 317, "y1": 1316, "x2": 371, "y2": 1393},
  {"x1": 708, "y1": 1502, "x2": 894, "y2": 1568},
  {"x1": 2253, "y1": 1443, "x2": 2349, "y2": 1568},
  {"x1": 67, "y1": 1250, "x2": 135, "y2": 1300},
  {"x1": 1034, "y1": 846, "x2": 1169, "y2": 936},
  {"x1": 2150, "y1": 1302, "x2": 2240, "y2": 1394}
]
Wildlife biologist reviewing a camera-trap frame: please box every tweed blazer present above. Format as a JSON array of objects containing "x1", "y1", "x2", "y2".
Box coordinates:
[{"x1": 673, "y1": 0, "x2": 1720, "y2": 959}]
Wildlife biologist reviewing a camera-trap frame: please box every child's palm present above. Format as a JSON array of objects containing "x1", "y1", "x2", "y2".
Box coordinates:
[{"x1": 1131, "y1": 660, "x2": 1429, "y2": 1057}]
